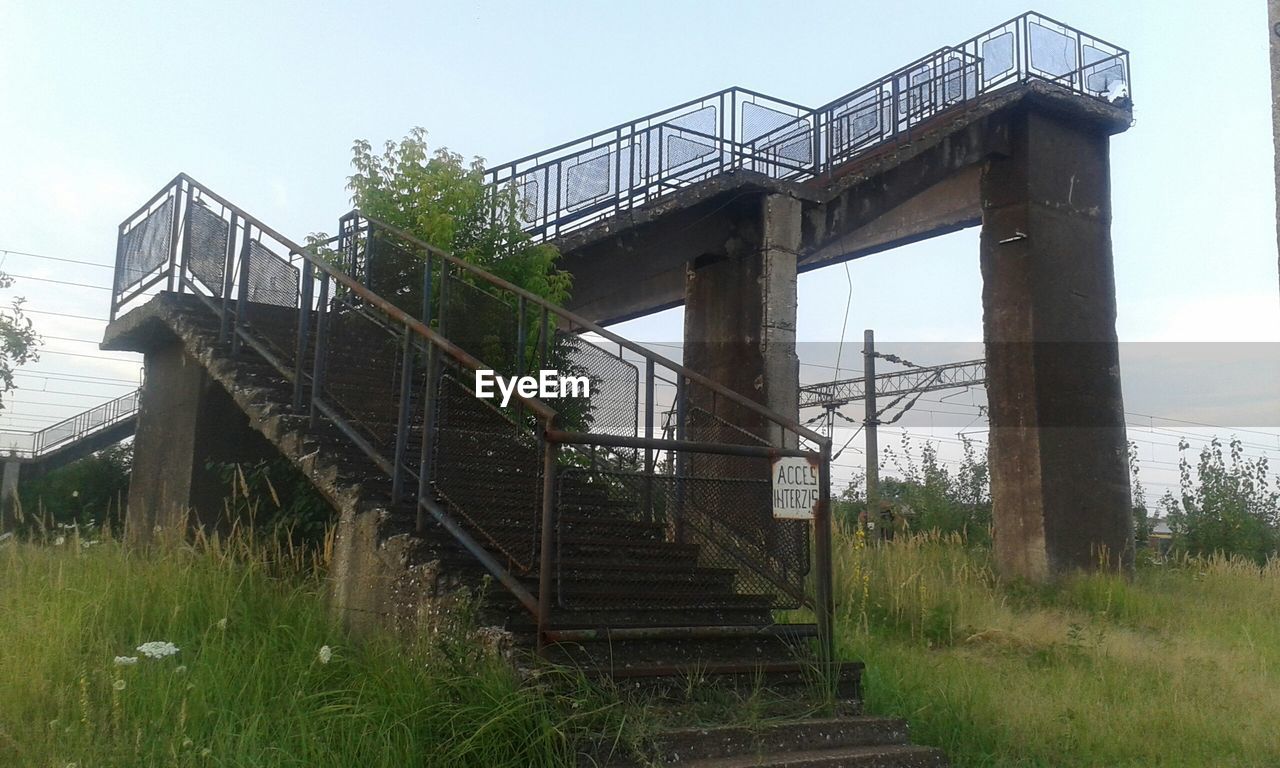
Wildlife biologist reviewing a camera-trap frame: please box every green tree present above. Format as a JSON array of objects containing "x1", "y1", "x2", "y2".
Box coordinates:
[
  {"x1": 346, "y1": 127, "x2": 570, "y2": 310},
  {"x1": 0, "y1": 272, "x2": 41, "y2": 409},
  {"x1": 1161, "y1": 437, "x2": 1280, "y2": 563}
]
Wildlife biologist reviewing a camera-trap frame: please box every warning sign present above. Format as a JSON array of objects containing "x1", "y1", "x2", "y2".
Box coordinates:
[{"x1": 771, "y1": 456, "x2": 819, "y2": 520}]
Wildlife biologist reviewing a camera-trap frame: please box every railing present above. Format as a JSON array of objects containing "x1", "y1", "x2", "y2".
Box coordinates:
[
  {"x1": 108, "y1": 174, "x2": 836, "y2": 664},
  {"x1": 486, "y1": 11, "x2": 1130, "y2": 240},
  {"x1": 0, "y1": 389, "x2": 141, "y2": 459}
]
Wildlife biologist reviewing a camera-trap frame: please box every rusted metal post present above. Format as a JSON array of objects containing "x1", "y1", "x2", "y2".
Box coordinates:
[
  {"x1": 166, "y1": 181, "x2": 182, "y2": 292},
  {"x1": 292, "y1": 263, "x2": 313, "y2": 411},
  {"x1": 643, "y1": 358, "x2": 655, "y2": 522},
  {"x1": 219, "y1": 214, "x2": 238, "y2": 345},
  {"x1": 177, "y1": 182, "x2": 193, "y2": 294},
  {"x1": 815, "y1": 444, "x2": 836, "y2": 681},
  {"x1": 231, "y1": 228, "x2": 252, "y2": 357},
  {"x1": 536, "y1": 432, "x2": 559, "y2": 652},
  {"x1": 415, "y1": 343, "x2": 439, "y2": 535},
  {"x1": 309, "y1": 275, "x2": 330, "y2": 430},
  {"x1": 391, "y1": 325, "x2": 415, "y2": 502}
]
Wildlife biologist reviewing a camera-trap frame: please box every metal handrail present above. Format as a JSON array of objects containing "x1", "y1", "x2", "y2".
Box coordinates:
[
  {"x1": 109, "y1": 176, "x2": 838, "y2": 666},
  {"x1": 485, "y1": 11, "x2": 1130, "y2": 240},
  {"x1": 353, "y1": 213, "x2": 829, "y2": 450},
  {"x1": 0, "y1": 388, "x2": 141, "y2": 459}
]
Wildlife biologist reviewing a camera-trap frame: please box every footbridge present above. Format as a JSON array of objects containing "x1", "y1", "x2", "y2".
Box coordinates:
[
  {"x1": 100, "y1": 9, "x2": 1131, "y2": 724},
  {"x1": 0, "y1": 389, "x2": 140, "y2": 510}
]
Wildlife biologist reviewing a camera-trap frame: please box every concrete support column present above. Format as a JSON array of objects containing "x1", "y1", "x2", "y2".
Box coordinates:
[
  {"x1": 126, "y1": 341, "x2": 275, "y2": 545},
  {"x1": 1271, "y1": 0, "x2": 1280, "y2": 298},
  {"x1": 682, "y1": 193, "x2": 801, "y2": 448},
  {"x1": 1, "y1": 460, "x2": 20, "y2": 530},
  {"x1": 979, "y1": 107, "x2": 1132, "y2": 580}
]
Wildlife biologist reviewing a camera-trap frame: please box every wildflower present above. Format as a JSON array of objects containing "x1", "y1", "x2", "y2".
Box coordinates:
[
  {"x1": 317, "y1": 645, "x2": 332, "y2": 664},
  {"x1": 54, "y1": 536, "x2": 66, "y2": 546},
  {"x1": 174, "y1": 665, "x2": 187, "y2": 675},
  {"x1": 112, "y1": 679, "x2": 126, "y2": 691},
  {"x1": 113, "y1": 656, "x2": 139, "y2": 667},
  {"x1": 137, "y1": 641, "x2": 180, "y2": 659},
  {"x1": 216, "y1": 617, "x2": 227, "y2": 631}
]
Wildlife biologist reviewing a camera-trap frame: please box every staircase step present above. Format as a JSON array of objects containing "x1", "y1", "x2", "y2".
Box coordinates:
[
  {"x1": 655, "y1": 717, "x2": 910, "y2": 762},
  {"x1": 681, "y1": 744, "x2": 948, "y2": 768}
]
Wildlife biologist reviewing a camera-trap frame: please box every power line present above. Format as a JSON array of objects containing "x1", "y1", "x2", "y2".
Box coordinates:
[
  {"x1": 15, "y1": 370, "x2": 138, "y2": 386},
  {"x1": 2, "y1": 273, "x2": 111, "y2": 291},
  {"x1": 0, "y1": 248, "x2": 113, "y2": 269},
  {"x1": 34, "y1": 349, "x2": 139, "y2": 362},
  {"x1": 23, "y1": 308, "x2": 109, "y2": 322}
]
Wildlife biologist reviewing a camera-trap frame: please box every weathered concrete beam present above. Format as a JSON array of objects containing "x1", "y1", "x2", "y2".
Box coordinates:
[{"x1": 980, "y1": 105, "x2": 1132, "y2": 580}]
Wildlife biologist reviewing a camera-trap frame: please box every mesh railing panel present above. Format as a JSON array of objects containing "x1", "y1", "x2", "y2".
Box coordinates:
[
  {"x1": 116, "y1": 196, "x2": 174, "y2": 293},
  {"x1": 556, "y1": 467, "x2": 807, "y2": 609},
  {"x1": 246, "y1": 241, "x2": 299, "y2": 307},
  {"x1": 442, "y1": 274, "x2": 520, "y2": 377},
  {"x1": 320, "y1": 303, "x2": 405, "y2": 453},
  {"x1": 432, "y1": 373, "x2": 542, "y2": 572},
  {"x1": 551, "y1": 331, "x2": 639, "y2": 438},
  {"x1": 187, "y1": 202, "x2": 229, "y2": 293}
]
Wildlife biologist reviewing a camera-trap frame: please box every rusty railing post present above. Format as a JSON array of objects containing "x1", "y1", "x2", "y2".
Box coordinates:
[
  {"x1": 292, "y1": 261, "x2": 313, "y2": 411},
  {"x1": 391, "y1": 325, "x2": 415, "y2": 502},
  {"x1": 536, "y1": 431, "x2": 559, "y2": 653},
  {"x1": 309, "y1": 275, "x2": 330, "y2": 430},
  {"x1": 815, "y1": 442, "x2": 836, "y2": 683},
  {"x1": 231, "y1": 227, "x2": 251, "y2": 357}
]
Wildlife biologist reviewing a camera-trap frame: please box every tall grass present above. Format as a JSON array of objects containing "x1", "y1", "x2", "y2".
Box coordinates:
[
  {"x1": 0, "y1": 526, "x2": 620, "y2": 767},
  {"x1": 836, "y1": 529, "x2": 1280, "y2": 767}
]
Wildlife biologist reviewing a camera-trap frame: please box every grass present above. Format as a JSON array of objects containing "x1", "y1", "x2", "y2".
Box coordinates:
[
  {"x1": 4, "y1": 521, "x2": 1278, "y2": 767},
  {"x1": 0, "y1": 526, "x2": 624, "y2": 768},
  {"x1": 835, "y1": 527, "x2": 1280, "y2": 767}
]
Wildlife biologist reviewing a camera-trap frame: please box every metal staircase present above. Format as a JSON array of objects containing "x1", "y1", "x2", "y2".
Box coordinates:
[{"x1": 108, "y1": 173, "x2": 843, "y2": 691}]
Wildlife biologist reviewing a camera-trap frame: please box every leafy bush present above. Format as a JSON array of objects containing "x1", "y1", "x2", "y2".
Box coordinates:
[
  {"x1": 16, "y1": 443, "x2": 132, "y2": 532},
  {"x1": 1160, "y1": 436, "x2": 1280, "y2": 563},
  {"x1": 879, "y1": 435, "x2": 991, "y2": 542}
]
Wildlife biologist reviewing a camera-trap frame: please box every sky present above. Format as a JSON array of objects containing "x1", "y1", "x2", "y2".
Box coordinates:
[{"x1": 1, "y1": 0, "x2": 1278, "y2": 495}]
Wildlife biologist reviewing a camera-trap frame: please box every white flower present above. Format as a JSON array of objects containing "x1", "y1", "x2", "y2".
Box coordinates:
[
  {"x1": 136, "y1": 641, "x2": 180, "y2": 659},
  {"x1": 71, "y1": 490, "x2": 79, "y2": 498},
  {"x1": 216, "y1": 618, "x2": 227, "y2": 631},
  {"x1": 317, "y1": 645, "x2": 332, "y2": 664},
  {"x1": 113, "y1": 656, "x2": 139, "y2": 666},
  {"x1": 54, "y1": 536, "x2": 65, "y2": 546},
  {"x1": 174, "y1": 665, "x2": 187, "y2": 675},
  {"x1": 112, "y1": 679, "x2": 126, "y2": 691}
]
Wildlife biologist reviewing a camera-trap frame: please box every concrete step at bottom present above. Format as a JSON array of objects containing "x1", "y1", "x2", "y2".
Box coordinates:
[
  {"x1": 655, "y1": 717, "x2": 911, "y2": 762},
  {"x1": 683, "y1": 744, "x2": 948, "y2": 768}
]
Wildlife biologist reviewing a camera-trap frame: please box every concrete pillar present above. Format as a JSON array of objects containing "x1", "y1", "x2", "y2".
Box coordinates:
[
  {"x1": 126, "y1": 341, "x2": 275, "y2": 545},
  {"x1": 979, "y1": 107, "x2": 1132, "y2": 580},
  {"x1": 1271, "y1": 0, "x2": 1280, "y2": 298},
  {"x1": 1, "y1": 460, "x2": 20, "y2": 530},
  {"x1": 682, "y1": 193, "x2": 801, "y2": 449}
]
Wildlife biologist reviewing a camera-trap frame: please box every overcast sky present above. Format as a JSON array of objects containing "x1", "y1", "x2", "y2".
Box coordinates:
[{"x1": 1, "y1": 0, "x2": 1277, "y2": 494}]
